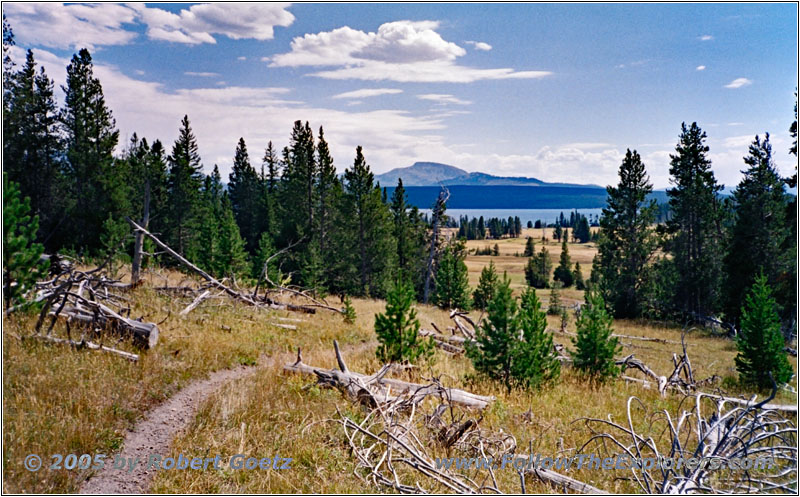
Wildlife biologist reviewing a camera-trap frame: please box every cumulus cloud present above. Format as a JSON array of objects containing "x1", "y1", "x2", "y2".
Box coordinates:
[
  {"x1": 2, "y1": 3, "x2": 138, "y2": 49},
  {"x1": 725, "y1": 77, "x2": 752, "y2": 89},
  {"x1": 184, "y1": 71, "x2": 220, "y2": 77},
  {"x1": 699, "y1": 35, "x2": 714, "y2": 41},
  {"x1": 270, "y1": 20, "x2": 550, "y2": 83},
  {"x1": 696, "y1": 65, "x2": 706, "y2": 71},
  {"x1": 332, "y1": 88, "x2": 403, "y2": 99},
  {"x1": 4, "y1": 3, "x2": 295, "y2": 49},
  {"x1": 417, "y1": 94, "x2": 472, "y2": 105},
  {"x1": 465, "y1": 40, "x2": 492, "y2": 51}
]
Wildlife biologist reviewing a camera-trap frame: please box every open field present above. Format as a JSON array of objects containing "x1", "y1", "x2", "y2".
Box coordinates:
[{"x1": 3, "y1": 264, "x2": 796, "y2": 493}]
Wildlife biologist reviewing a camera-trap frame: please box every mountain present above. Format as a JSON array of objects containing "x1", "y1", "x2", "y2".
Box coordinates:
[{"x1": 375, "y1": 161, "x2": 601, "y2": 188}]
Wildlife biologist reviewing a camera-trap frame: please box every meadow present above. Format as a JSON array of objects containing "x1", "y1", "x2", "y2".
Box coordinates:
[{"x1": 2, "y1": 240, "x2": 796, "y2": 493}]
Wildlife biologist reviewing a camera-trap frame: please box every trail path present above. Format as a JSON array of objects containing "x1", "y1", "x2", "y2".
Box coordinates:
[
  {"x1": 79, "y1": 362, "x2": 263, "y2": 494},
  {"x1": 79, "y1": 341, "x2": 374, "y2": 494}
]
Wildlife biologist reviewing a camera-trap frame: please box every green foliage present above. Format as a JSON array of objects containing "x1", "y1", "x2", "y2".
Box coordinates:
[
  {"x1": 553, "y1": 238, "x2": 574, "y2": 287},
  {"x1": 593, "y1": 149, "x2": 658, "y2": 318},
  {"x1": 468, "y1": 277, "x2": 560, "y2": 391},
  {"x1": 166, "y1": 115, "x2": 204, "y2": 257},
  {"x1": 99, "y1": 214, "x2": 129, "y2": 277},
  {"x1": 3, "y1": 174, "x2": 47, "y2": 309},
  {"x1": 433, "y1": 239, "x2": 471, "y2": 310},
  {"x1": 570, "y1": 290, "x2": 620, "y2": 383},
  {"x1": 375, "y1": 279, "x2": 434, "y2": 364},
  {"x1": 472, "y1": 260, "x2": 499, "y2": 311},
  {"x1": 342, "y1": 296, "x2": 356, "y2": 325},
  {"x1": 525, "y1": 245, "x2": 551, "y2": 289},
  {"x1": 523, "y1": 236, "x2": 535, "y2": 257},
  {"x1": 735, "y1": 274, "x2": 793, "y2": 389},
  {"x1": 228, "y1": 137, "x2": 262, "y2": 254},
  {"x1": 664, "y1": 122, "x2": 724, "y2": 318},
  {"x1": 573, "y1": 262, "x2": 585, "y2": 290},
  {"x1": 547, "y1": 284, "x2": 562, "y2": 316},
  {"x1": 214, "y1": 193, "x2": 250, "y2": 278}
]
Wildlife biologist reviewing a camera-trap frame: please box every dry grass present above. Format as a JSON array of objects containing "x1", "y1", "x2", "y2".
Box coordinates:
[{"x1": 2, "y1": 261, "x2": 796, "y2": 493}]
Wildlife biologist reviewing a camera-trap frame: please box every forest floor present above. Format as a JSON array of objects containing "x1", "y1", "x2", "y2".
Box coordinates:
[{"x1": 2, "y1": 240, "x2": 796, "y2": 493}]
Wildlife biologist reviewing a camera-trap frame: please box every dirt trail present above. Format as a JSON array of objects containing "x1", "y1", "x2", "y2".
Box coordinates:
[
  {"x1": 79, "y1": 362, "x2": 262, "y2": 494},
  {"x1": 79, "y1": 341, "x2": 374, "y2": 494}
]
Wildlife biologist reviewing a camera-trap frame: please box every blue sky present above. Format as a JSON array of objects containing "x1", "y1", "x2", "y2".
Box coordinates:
[{"x1": 4, "y1": 2, "x2": 797, "y2": 188}]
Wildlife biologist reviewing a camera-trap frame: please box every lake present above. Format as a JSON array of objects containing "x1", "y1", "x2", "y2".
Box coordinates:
[{"x1": 420, "y1": 208, "x2": 604, "y2": 225}]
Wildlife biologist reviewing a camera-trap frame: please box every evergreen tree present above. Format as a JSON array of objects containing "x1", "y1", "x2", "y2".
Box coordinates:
[
  {"x1": 525, "y1": 245, "x2": 551, "y2": 289},
  {"x1": 279, "y1": 120, "x2": 316, "y2": 249},
  {"x1": 467, "y1": 274, "x2": 517, "y2": 390},
  {"x1": 573, "y1": 262, "x2": 585, "y2": 290},
  {"x1": 214, "y1": 192, "x2": 250, "y2": 278},
  {"x1": 574, "y1": 215, "x2": 591, "y2": 243},
  {"x1": 433, "y1": 238, "x2": 471, "y2": 310},
  {"x1": 723, "y1": 134, "x2": 791, "y2": 325},
  {"x1": 593, "y1": 149, "x2": 658, "y2": 318},
  {"x1": 472, "y1": 260, "x2": 499, "y2": 310},
  {"x1": 262, "y1": 140, "x2": 280, "y2": 194},
  {"x1": 166, "y1": 115, "x2": 204, "y2": 257},
  {"x1": 523, "y1": 236, "x2": 536, "y2": 257},
  {"x1": 339, "y1": 146, "x2": 394, "y2": 297},
  {"x1": 61, "y1": 48, "x2": 121, "y2": 252},
  {"x1": 547, "y1": 284, "x2": 562, "y2": 316},
  {"x1": 665, "y1": 122, "x2": 724, "y2": 318},
  {"x1": 735, "y1": 274, "x2": 793, "y2": 389},
  {"x1": 3, "y1": 50, "x2": 65, "y2": 249},
  {"x1": 375, "y1": 278, "x2": 434, "y2": 364},
  {"x1": 553, "y1": 238, "x2": 574, "y2": 287},
  {"x1": 228, "y1": 137, "x2": 261, "y2": 253},
  {"x1": 195, "y1": 167, "x2": 223, "y2": 273},
  {"x1": 510, "y1": 287, "x2": 561, "y2": 389},
  {"x1": 570, "y1": 290, "x2": 621, "y2": 383},
  {"x1": 3, "y1": 174, "x2": 47, "y2": 309},
  {"x1": 390, "y1": 178, "x2": 425, "y2": 289},
  {"x1": 315, "y1": 126, "x2": 341, "y2": 289}
]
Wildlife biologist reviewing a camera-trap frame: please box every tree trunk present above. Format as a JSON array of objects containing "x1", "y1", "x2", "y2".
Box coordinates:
[
  {"x1": 131, "y1": 179, "x2": 151, "y2": 285},
  {"x1": 423, "y1": 188, "x2": 449, "y2": 304}
]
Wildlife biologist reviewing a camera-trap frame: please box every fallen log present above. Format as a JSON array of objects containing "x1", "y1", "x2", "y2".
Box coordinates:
[
  {"x1": 18, "y1": 334, "x2": 139, "y2": 362},
  {"x1": 283, "y1": 341, "x2": 493, "y2": 409},
  {"x1": 527, "y1": 465, "x2": 608, "y2": 494},
  {"x1": 179, "y1": 290, "x2": 211, "y2": 316},
  {"x1": 552, "y1": 327, "x2": 681, "y2": 345}
]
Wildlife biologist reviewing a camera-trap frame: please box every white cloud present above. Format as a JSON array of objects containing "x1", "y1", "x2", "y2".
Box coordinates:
[
  {"x1": 3, "y1": 3, "x2": 138, "y2": 49},
  {"x1": 465, "y1": 40, "x2": 492, "y2": 51},
  {"x1": 270, "y1": 21, "x2": 550, "y2": 83},
  {"x1": 696, "y1": 65, "x2": 706, "y2": 71},
  {"x1": 727, "y1": 122, "x2": 744, "y2": 126},
  {"x1": 184, "y1": 71, "x2": 220, "y2": 77},
  {"x1": 725, "y1": 77, "x2": 752, "y2": 89},
  {"x1": 131, "y1": 3, "x2": 295, "y2": 44},
  {"x1": 332, "y1": 88, "x2": 403, "y2": 99},
  {"x1": 417, "y1": 94, "x2": 472, "y2": 105},
  {"x1": 699, "y1": 35, "x2": 714, "y2": 41},
  {"x1": 237, "y1": 56, "x2": 247, "y2": 61},
  {"x1": 4, "y1": 3, "x2": 295, "y2": 49}
]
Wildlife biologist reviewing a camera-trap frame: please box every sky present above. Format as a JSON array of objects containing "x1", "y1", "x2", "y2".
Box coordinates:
[{"x1": 3, "y1": 2, "x2": 798, "y2": 188}]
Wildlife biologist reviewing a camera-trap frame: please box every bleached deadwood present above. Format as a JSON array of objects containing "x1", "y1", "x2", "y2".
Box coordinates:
[
  {"x1": 616, "y1": 354, "x2": 667, "y2": 394},
  {"x1": 283, "y1": 341, "x2": 493, "y2": 409},
  {"x1": 553, "y1": 327, "x2": 681, "y2": 345},
  {"x1": 420, "y1": 329, "x2": 466, "y2": 354},
  {"x1": 449, "y1": 310, "x2": 476, "y2": 339},
  {"x1": 268, "y1": 322, "x2": 297, "y2": 330},
  {"x1": 525, "y1": 464, "x2": 608, "y2": 494},
  {"x1": 12, "y1": 333, "x2": 139, "y2": 362},
  {"x1": 179, "y1": 290, "x2": 211, "y2": 316}
]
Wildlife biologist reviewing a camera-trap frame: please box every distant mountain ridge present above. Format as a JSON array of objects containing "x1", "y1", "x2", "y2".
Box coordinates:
[{"x1": 375, "y1": 161, "x2": 602, "y2": 188}]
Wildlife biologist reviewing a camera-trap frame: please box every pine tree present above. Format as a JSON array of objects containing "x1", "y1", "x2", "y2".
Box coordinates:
[
  {"x1": 547, "y1": 284, "x2": 562, "y2": 316},
  {"x1": 339, "y1": 146, "x2": 394, "y2": 297},
  {"x1": 433, "y1": 238, "x2": 471, "y2": 310},
  {"x1": 195, "y1": 167, "x2": 223, "y2": 274},
  {"x1": 279, "y1": 120, "x2": 316, "y2": 253},
  {"x1": 593, "y1": 149, "x2": 658, "y2": 318},
  {"x1": 524, "y1": 236, "x2": 536, "y2": 257},
  {"x1": 573, "y1": 262, "x2": 585, "y2": 290},
  {"x1": 228, "y1": 137, "x2": 261, "y2": 253},
  {"x1": 3, "y1": 174, "x2": 47, "y2": 309},
  {"x1": 467, "y1": 274, "x2": 518, "y2": 390},
  {"x1": 214, "y1": 192, "x2": 250, "y2": 278},
  {"x1": 375, "y1": 278, "x2": 434, "y2": 364},
  {"x1": 61, "y1": 48, "x2": 121, "y2": 252},
  {"x1": 570, "y1": 290, "x2": 621, "y2": 383},
  {"x1": 574, "y1": 215, "x2": 591, "y2": 243},
  {"x1": 166, "y1": 115, "x2": 204, "y2": 257},
  {"x1": 553, "y1": 238, "x2": 574, "y2": 287},
  {"x1": 723, "y1": 134, "x2": 790, "y2": 325},
  {"x1": 665, "y1": 122, "x2": 724, "y2": 318},
  {"x1": 735, "y1": 274, "x2": 793, "y2": 389},
  {"x1": 3, "y1": 50, "x2": 65, "y2": 249},
  {"x1": 262, "y1": 140, "x2": 280, "y2": 194},
  {"x1": 315, "y1": 126, "x2": 341, "y2": 289},
  {"x1": 525, "y1": 245, "x2": 551, "y2": 289},
  {"x1": 473, "y1": 260, "x2": 499, "y2": 310},
  {"x1": 510, "y1": 287, "x2": 561, "y2": 389}
]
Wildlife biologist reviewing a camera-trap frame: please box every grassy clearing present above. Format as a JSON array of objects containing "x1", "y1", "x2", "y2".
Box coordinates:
[{"x1": 2, "y1": 257, "x2": 796, "y2": 493}]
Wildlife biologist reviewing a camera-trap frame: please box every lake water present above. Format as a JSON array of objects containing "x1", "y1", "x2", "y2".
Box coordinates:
[{"x1": 420, "y1": 208, "x2": 604, "y2": 225}]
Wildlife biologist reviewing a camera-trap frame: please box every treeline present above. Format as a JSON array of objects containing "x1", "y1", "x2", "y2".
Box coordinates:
[
  {"x1": 2, "y1": 40, "x2": 458, "y2": 302},
  {"x1": 456, "y1": 215, "x2": 523, "y2": 240},
  {"x1": 590, "y1": 122, "x2": 797, "y2": 341}
]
